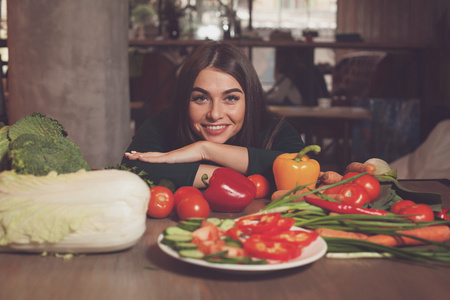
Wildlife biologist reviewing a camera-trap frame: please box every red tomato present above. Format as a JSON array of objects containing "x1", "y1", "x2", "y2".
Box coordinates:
[
  {"x1": 173, "y1": 186, "x2": 203, "y2": 208},
  {"x1": 342, "y1": 172, "x2": 381, "y2": 202},
  {"x1": 147, "y1": 186, "x2": 175, "y2": 218},
  {"x1": 176, "y1": 194, "x2": 210, "y2": 220},
  {"x1": 339, "y1": 183, "x2": 370, "y2": 207},
  {"x1": 248, "y1": 174, "x2": 270, "y2": 199},
  {"x1": 390, "y1": 200, "x2": 416, "y2": 214},
  {"x1": 323, "y1": 185, "x2": 344, "y2": 195},
  {"x1": 398, "y1": 204, "x2": 434, "y2": 222}
]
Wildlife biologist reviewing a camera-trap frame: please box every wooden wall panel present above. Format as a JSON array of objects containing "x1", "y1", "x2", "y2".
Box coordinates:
[
  {"x1": 336, "y1": 0, "x2": 450, "y2": 137},
  {"x1": 337, "y1": 0, "x2": 444, "y2": 44}
]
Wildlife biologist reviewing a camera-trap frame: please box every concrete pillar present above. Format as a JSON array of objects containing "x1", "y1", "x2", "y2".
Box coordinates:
[{"x1": 7, "y1": 0, "x2": 131, "y2": 169}]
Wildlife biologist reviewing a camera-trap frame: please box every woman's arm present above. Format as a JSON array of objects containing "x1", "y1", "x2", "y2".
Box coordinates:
[{"x1": 125, "y1": 141, "x2": 250, "y2": 188}]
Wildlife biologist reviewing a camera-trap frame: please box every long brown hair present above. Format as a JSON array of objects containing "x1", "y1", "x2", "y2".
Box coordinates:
[{"x1": 166, "y1": 41, "x2": 278, "y2": 149}]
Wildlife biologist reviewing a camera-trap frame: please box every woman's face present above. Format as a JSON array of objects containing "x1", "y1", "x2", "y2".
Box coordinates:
[{"x1": 189, "y1": 67, "x2": 245, "y2": 144}]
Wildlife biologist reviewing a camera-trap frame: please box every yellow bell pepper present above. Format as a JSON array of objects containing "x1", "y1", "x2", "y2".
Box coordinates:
[{"x1": 273, "y1": 145, "x2": 321, "y2": 191}]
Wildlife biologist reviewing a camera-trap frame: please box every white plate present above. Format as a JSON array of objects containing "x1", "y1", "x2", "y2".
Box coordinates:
[{"x1": 157, "y1": 227, "x2": 327, "y2": 273}]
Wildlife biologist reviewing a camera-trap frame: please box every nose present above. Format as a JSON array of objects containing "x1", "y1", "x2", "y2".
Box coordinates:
[{"x1": 207, "y1": 101, "x2": 223, "y2": 121}]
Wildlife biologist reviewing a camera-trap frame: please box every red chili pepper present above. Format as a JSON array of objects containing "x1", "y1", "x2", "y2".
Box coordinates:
[
  {"x1": 435, "y1": 208, "x2": 450, "y2": 220},
  {"x1": 305, "y1": 196, "x2": 388, "y2": 216},
  {"x1": 202, "y1": 168, "x2": 256, "y2": 213}
]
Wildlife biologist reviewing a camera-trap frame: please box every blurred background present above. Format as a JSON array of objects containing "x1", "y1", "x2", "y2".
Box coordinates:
[{"x1": 2, "y1": 0, "x2": 450, "y2": 174}]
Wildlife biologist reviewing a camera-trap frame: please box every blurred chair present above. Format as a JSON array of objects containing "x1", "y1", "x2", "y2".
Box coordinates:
[
  {"x1": 331, "y1": 51, "x2": 418, "y2": 101},
  {"x1": 315, "y1": 50, "x2": 419, "y2": 171}
]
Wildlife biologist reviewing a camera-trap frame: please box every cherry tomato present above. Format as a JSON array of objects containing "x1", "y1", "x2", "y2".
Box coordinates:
[
  {"x1": 398, "y1": 204, "x2": 434, "y2": 222},
  {"x1": 174, "y1": 186, "x2": 203, "y2": 208},
  {"x1": 147, "y1": 186, "x2": 175, "y2": 218},
  {"x1": 342, "y1": 172, "x2": 381, "y2": 202},
  {"x1": 339, "y1": 183, "x2": 370, "y2": 207},
  {"x1": 176, "y1": 194, "x2": 210, "y2": 220},
  {"x1": 248, "y1": 174, "x2": 270, "y2": 199},
  {"x1": 390, "y1": 200, "x2": 416, "y2": 214}
]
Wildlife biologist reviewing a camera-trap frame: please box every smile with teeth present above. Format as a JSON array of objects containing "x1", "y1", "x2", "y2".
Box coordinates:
[{"x1": 205, "y1": 125, "x2": 227, "y2": 130}]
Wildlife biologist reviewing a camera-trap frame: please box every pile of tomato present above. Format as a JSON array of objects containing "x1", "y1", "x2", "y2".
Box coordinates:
[
  {"x1": 146, "y1": 174, "x2": 271, "y2": 220},
  {"x1": 323, "y1": 172, "x2": 381, "y2": 207}
]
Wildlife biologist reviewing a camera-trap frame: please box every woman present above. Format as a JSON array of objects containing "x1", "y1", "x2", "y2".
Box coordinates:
[{"x1": 123, "y1": 41, "x2": 305, "y2": 188}]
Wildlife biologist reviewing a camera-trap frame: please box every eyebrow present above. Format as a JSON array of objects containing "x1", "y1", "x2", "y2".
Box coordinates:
[{"x1": 191, "y1": 87, "x2": 244, "y2": 96}]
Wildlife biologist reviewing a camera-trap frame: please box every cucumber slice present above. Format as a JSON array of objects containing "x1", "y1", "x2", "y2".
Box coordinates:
[
  {"x1": 174, "y1": 242, "x2": 198, "y2": 251},
  {"x1": 184, "y1": 217, "x2": 206, "y2": 224},
  {"x1": 219, "y1": 219, "x2": 236, "y2": 231},
  {"x1": 204, "y1": 250, "x2": 229, "y2": 259},
  {"x1": 164, "y1": 226, "x2": 192, "y2": 236},
  {"x1": 224, "y1": 238, "x2": 243, "y2": 248},
  {"x1": 179, "y1": 249, "x2": 205, "y2": 259},
  {"x1": 161, "y1": 235, "x2": 193, "y2": 247},
  {"x1": 204, "y1": 256, "x2": 249, "y2": 264},
  {"x1": 206, "y1": 217, "x2": 222, "y2": 226},
  {"x1": 178, "y1": 221, "x2": 201, "y2": 231}
]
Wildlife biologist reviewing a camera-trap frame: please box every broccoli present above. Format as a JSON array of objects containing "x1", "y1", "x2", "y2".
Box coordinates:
[{"x1": 0, "y1": 113, "x2": 91, "y2": 175}]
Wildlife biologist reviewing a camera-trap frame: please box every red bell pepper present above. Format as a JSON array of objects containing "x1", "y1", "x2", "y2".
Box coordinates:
[
  {"x1": 268, "y1": 230, "x2": 319, "y2": 247},
  {"x1": 235, "y1": 213, "x2": 281, "y2": 233},
  {"x1": 263, "y1": 217, "x2": 296, "y2": 235},
  {"x1": 243, "y1": 239, "x2": 302, "y2": 261},
  {"x1": 202, "y1": 168, "x2": 256, "y2": 213}
]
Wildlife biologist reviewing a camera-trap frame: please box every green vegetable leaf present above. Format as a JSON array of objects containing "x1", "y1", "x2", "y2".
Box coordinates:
[
  {"x1": 391, "y1": 180, "x2": 443, "y2": 212},
  {"x1": 369, "y1": 178, "x2": 443, "y2": 212}
]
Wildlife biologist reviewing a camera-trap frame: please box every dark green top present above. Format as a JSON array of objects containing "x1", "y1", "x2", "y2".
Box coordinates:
[{"x1": 122, "y1": 114, "x2": 305, "y2": 188}]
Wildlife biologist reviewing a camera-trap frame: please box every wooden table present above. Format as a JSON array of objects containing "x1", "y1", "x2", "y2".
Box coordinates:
[
  {"x1": 1, "y1": 179, "x2": 449, "y2": 300},
  {"x1": 269, "y1": 105, "x2": 372, "y2": 171}
]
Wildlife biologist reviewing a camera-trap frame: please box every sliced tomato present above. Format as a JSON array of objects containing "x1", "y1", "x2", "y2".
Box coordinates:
[
  {"x1": 221, "y1": 245, "x2": 248, "y2": 258},
  {"x1": 195, "y1": 239, "x2": 226, "y2": 256},
  {"x1": 235, "y1": 213, "x2": 281, "y2": 234},
  {"x1": 268, "y1": 230, "x2": 318, "y2": 247},
  {"x1": 190, "y1": 223, "x2": 220, "y2": 241},
  {"x1": 243, "y1": 239, "x2": 302, "y2": 261}
]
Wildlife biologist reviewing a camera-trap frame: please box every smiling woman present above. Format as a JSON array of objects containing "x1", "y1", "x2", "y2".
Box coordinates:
[
  {"x1": 123, "y1": 41, "x2": 305, "y2": 189},
  {"x1": 189, "y1": 68, "x2": 246, "y2": 144}
]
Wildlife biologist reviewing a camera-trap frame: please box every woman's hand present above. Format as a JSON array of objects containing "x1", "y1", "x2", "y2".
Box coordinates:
[
  {"x1": 125, "y1": 141, "x2": 250, "y2": 175},
  {"x1": 125, "y1": 142, "x2": 207, "y2": 164}
]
